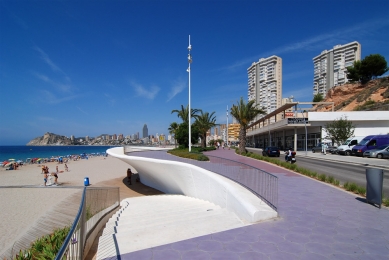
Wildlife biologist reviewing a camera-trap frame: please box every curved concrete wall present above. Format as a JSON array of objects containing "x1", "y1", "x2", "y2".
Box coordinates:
[{"x1": 107, "y1": 147, "x2": 277, "y2": 223}]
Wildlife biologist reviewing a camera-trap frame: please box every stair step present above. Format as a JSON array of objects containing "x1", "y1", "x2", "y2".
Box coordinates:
[
  {"x1": 107, "y1": 204, "x2": 221, "y2": 224},
  {"x1": 102, "y1": 208, "x2": 233, "y2": 235},
  {"x1": 96, "y1": 195, "x2": 249, "y2": 260},
  {"x1": 97, "y1": 212, "x2": 246, "y2": 259}
]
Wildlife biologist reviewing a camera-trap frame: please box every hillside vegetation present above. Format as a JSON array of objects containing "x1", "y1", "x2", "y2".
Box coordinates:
[{"x1": 314, "y1": 76, "x2": 389, "y2": 112}]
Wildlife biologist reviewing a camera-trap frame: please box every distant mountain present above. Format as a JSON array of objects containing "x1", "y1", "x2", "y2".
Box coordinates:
[{"x1": 27, "y1": 132, "x2": 72, "y2": 146}]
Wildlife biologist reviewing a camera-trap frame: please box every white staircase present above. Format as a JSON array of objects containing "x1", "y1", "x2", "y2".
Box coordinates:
[{"x1": 96, "y1": 195, "x2": 249, "y2": 259}]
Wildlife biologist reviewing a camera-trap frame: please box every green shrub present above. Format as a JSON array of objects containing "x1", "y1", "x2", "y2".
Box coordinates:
[
  {"x1": 383, "y1": 197, "x2": 389, "y2": 207},
  {"x1": 347, "y1": 183, "x2": 358, "y2": 192},
  {"x1": 343, "y1": 182, "x2": 349, "y2": 190},
  {"x1": 334, "y1": 180, "x2": 340, "y2": 186},
  {"x1": 326, "y1": 175, "x2": 335, "y2": 184},
  {"x1": 14, "y1": 226, "x2": 70, "y2": 260},
  {"x1": 356, "y1": 186, "x2": 366, "y2": 196},
  {"x1": 168, "y1": 148, "x2": 210, "y2": 161},
  {"x1": 318, "y1": 174, "x2": 326, "y2": 182}
]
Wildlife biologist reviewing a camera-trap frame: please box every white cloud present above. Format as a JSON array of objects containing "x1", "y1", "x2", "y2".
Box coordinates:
[
  {"x1": 33, "y1": 72, "x2": 72, "y2": 92},
  {"x1": 33, "y1": 46, "x2": 65, "y2": 74},
  {"x1": 131, "y1": 81, "x2": 160, "y2": 100},
  {"x1": 76, "y1": 106, "x2": 89, "y2": 115},
  {"x1": 103, "y1": 93, "x2": 116, "y2": 106},
  {"x1": 39, "y1": 89, "x2": 80, "y2": 104},
  {"x1": 167, "y1": 79, "x2": 186, "y2": 102},
  {"x1": 224, "y1": 17, "x2": 389, "y2": 71}
]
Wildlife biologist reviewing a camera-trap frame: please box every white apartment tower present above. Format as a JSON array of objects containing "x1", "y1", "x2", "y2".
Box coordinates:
[
  {"x1": 248, "y1": 55, "x2": 282, "y2": 122},
  {"x1": 313, "y1": 41, "x2": 361, "y2": 96}
]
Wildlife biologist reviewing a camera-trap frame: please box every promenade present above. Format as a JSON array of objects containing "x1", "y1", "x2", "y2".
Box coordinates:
[{"x1": 114, "y1": 148, "x2": 389, "y2": 260}]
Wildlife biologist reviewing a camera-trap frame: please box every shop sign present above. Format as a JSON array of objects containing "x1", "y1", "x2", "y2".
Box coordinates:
[
  {"x1": 288, "y1": 118, "x2": 308, "y2": 124},
  {"x1": 285, "y1": 112, "x2": 294, "y2": 118}
]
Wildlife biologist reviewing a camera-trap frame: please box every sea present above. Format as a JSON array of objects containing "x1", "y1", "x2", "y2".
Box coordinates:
[{"x1": 0, "y1": 145, "x2": 119, "y2": 162}]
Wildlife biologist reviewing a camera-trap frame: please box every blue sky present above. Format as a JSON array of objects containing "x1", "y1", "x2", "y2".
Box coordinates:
[{"x1": 1, "y1": 0, "x2": 388, "y2": 145}]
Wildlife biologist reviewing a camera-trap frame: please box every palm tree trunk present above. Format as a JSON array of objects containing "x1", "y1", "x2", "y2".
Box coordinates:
[
  {"x1": 239, "y1": 126, "x2": 246, "y2": 153},
  {"x1": 201, "y1": 134, "x2": 206, "y2": 148}
]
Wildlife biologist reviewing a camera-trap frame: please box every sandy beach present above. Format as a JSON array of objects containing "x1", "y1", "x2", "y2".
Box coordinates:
[{"x1": 0, "y1": 154, "x2": 163, "y2": 258}]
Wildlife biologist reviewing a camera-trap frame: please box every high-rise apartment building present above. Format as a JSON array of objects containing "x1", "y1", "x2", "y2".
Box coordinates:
[
  {"x1": 248, "y1": 56, "x2": 282, "y2": 122},
  {"x1": 143, "y1": 124, "x2": 148, "y2": 138},
  {"x1": 313, "y1": 41, "x2": 361, "y2": 96},
  {"x1": 227, "y1": 123, "x2": 240, "y2": 141}
]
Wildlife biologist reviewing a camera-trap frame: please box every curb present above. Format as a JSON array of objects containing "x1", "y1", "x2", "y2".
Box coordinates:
[{"x1": 301, "y1": 154, "x2": 389, "y2": 170}]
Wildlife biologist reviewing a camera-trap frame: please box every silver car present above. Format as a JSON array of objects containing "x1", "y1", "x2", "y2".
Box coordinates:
[{"x1": 363, "y1": 145, "x2": 389, "y2": 159}]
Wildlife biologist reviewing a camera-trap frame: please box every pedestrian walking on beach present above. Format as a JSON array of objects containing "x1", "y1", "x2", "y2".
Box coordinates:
[
  {"x1": 64, "y1": 164, "x2": 69, "y2": 172},
  {"x1": 56, "y1": 165, "x2": 59, "y2": 173},
  {"x1": 52, "y1": 172, "x2": 58, "y2": 185},
  {"x1": 127, "y1": 168, "x2": 132, "y2": 185},
  {"x1": 43, "y1": 166, "x2": 49, "y2": 186},
  {"x1": 43, "y1": 172, "x2": 48, "y2": 186}
]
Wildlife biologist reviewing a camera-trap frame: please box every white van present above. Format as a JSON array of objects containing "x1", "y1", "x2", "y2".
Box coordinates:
[{"x1": 337, "y1": 136, "x2": 365, "y2": 155}]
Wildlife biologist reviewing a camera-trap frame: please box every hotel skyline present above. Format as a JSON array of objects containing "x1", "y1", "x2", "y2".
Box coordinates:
[
  {"x1": 247, "y1": 55, "x2": 283, "y2": 123},
  {"x1": 313, "y1": 41, "x2": 361, "y2": 97}
]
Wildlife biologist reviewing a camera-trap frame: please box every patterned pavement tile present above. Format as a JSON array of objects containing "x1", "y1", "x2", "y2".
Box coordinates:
[{"x1": 114, "y1": 149, "x2": 389, "y2": 260}]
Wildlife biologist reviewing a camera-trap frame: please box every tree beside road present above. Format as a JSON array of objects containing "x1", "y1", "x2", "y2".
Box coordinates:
[{"x1": 325, "y1": 116, "x2": 355, "y2": 146}]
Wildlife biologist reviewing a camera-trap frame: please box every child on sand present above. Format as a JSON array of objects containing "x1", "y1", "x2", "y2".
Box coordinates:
[
  {"x1": 43, "y1": 166, "x2": 49, "y2": 186},
  {"x1": 64, "y1": 164, "x2": 69, "y2": 172}
]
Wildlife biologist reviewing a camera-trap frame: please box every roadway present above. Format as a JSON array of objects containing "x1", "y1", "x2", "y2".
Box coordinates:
[{"x1": 246, "y1": 148, "x2": 389, "y2": 197}]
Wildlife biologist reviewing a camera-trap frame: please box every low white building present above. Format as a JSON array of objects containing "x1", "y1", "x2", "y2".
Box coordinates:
[
  {"x1": 309, "y1": 111, "x2": 389, "y2": 142},
  {"x1": 247, "y1": 103, "x2": 389, "y2": 151}
]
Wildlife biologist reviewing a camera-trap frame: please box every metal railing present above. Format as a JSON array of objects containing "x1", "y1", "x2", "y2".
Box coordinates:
[
  {"x1": 127, "y1": 150, "x2": 278, "y2": 211},
  {"x1": 56, "y1": 186, "x2": 119, "y2": 259}
]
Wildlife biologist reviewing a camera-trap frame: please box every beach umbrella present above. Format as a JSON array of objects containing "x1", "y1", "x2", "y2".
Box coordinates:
[
  {"x1": 5, "y1": 162, "x2": 14, "y2": 167},
  {"x1": 9, "y1": 159, "x2": 15, "y2": 161},
  {"x1": 17, "y1": 160, "x2": 23, "y2": 163}
]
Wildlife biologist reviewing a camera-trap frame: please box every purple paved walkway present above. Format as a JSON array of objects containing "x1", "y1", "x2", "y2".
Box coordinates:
[{"x1": 114, "y1": 149, "x2": 389, "y2": 260}]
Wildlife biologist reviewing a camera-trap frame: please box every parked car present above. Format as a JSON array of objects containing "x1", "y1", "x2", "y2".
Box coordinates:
[
  {"x1": 311, "y1": 143, "x2": 337, "y2": 153},
  {"x1": 337, "y1": 136, "x2": 365, "y2": 156},
  {"x1": 262, "y1": 147, "x2": 280, "y2": 157},
  {"x1": 363, "y1": 145, "x2": 389, "y2": 159},
  {"x1": 352, "y1": 134, "x2": 389, "y2": 156}
]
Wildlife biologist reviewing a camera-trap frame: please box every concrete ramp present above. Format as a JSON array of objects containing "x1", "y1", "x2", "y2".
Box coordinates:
[{"x1": 96, "y1": 195, "x2": 249, "y2": 259}]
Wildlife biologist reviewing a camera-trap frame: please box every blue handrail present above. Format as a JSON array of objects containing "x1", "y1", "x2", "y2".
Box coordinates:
[{"x1": 55, "y1": 187, "x2": 86, "y2": 259}]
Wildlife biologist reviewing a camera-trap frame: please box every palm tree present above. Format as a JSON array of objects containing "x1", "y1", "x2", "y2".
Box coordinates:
[
  {"x1": 230, "y1": 97, "x2": 266, "y2": 153},
  {"x1": 168, "y1": 122, "x2": 179, "y2": 148},
  {"x1": 194, "y1": 111, "x2": 217, "y2": 148},
  {"x1": 171, "y1": 105, "x2": 201, "y2": 124}
]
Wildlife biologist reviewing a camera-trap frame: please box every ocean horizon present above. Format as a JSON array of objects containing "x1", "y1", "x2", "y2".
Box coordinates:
[{"x1": 0, "y1": 145, "x2": 119, "y2": 162}]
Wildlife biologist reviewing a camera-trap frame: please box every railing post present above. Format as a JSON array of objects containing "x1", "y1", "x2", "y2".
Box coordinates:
[{"x1": 78, "y1": 188, "x2": 86, "y2": 259}]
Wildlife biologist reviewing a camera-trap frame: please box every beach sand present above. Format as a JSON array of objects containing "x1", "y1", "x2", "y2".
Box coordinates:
[{"x1": 0, "y1": 155, "x2": 163, "y2": 258}]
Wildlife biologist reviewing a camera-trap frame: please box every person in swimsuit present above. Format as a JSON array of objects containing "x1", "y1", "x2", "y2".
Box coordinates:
[
  {"x1": 52, "y1": 171, "x2": 58, "y2": 185},
  {"x1": 43, "y1": 167, "x2": 49, "y2": 186}
]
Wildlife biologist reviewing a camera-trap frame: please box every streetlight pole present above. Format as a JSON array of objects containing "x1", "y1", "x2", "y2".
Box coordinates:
[
  {"x1": 226, "y1": 105, "x2": 229, "y2": 146},
  {"x1": 187, "y1": 35, "x2": 192, "y2": 152}
]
